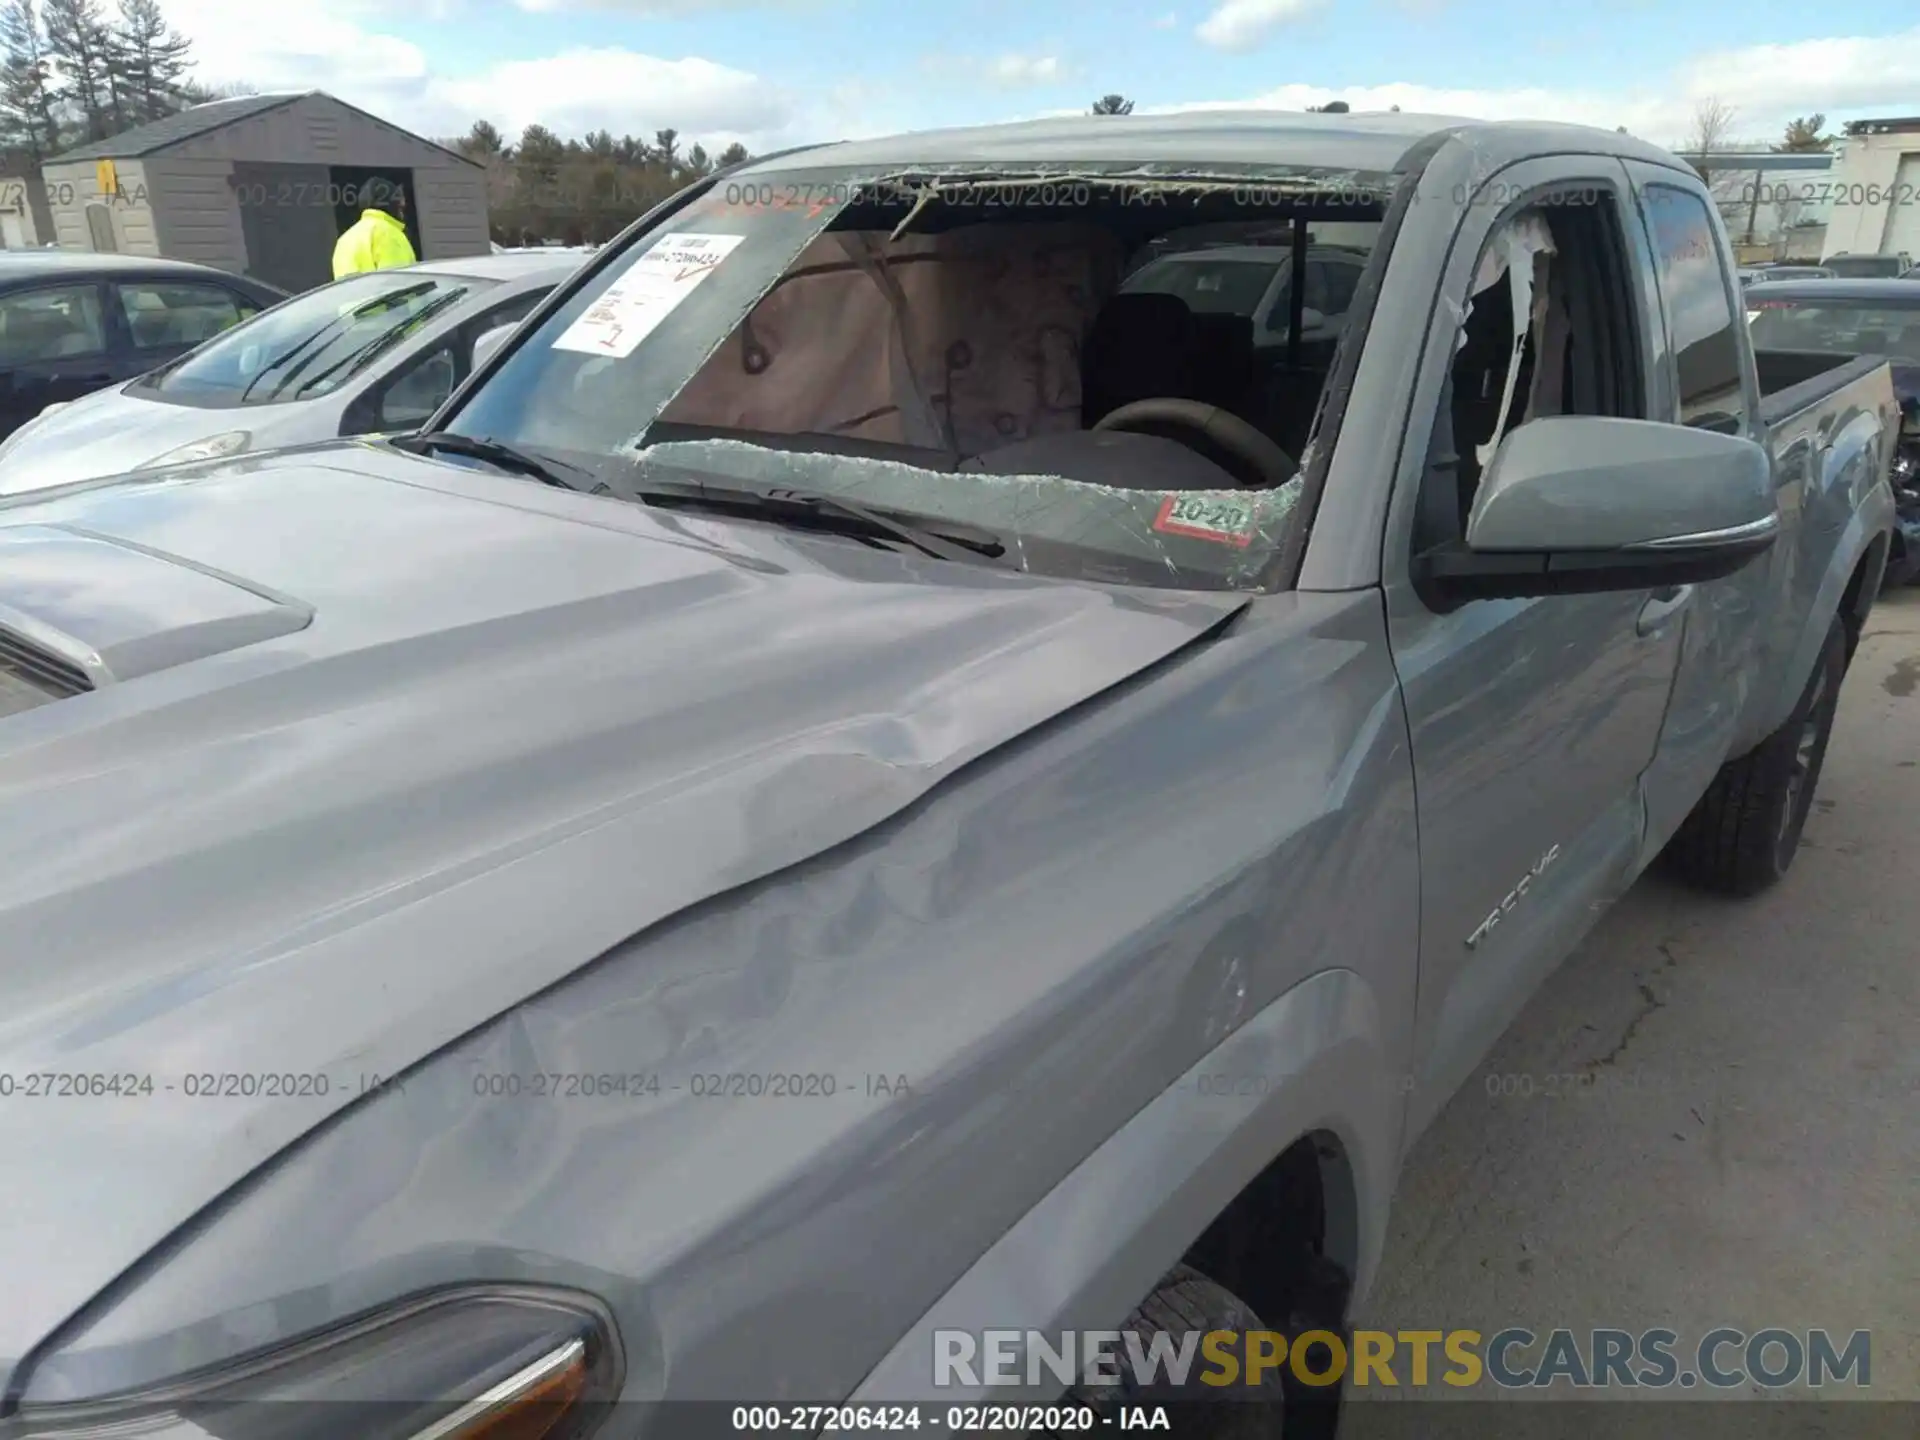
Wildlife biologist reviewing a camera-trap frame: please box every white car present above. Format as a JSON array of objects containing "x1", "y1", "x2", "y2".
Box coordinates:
[{"x1": 0, "y1": 251, "x2": 585, "y2": 493}]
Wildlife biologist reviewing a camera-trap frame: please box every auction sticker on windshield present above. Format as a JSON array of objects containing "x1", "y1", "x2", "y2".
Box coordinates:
[
  {"x1": 552, "y1": 233, "x2": 746, "y2": 359},
  {"x1": 1152, "y1": 492, "x2": 1258, "y2": 547}
]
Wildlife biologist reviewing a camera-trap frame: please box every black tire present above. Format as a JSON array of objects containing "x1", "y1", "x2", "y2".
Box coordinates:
[
  {"x1": 1663, "y1": 616, "x2": 1846, "y2": 896},
  {"x1": 1035, "y1": 1264, "x2": 1285, "y2": 1438}
]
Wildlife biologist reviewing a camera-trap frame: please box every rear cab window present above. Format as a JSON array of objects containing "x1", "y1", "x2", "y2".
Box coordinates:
[
  {"x1": 1638, "y1": 184, "x2": 1750, "y2": 434},
  {"x1": 442, "y1": 166, "x2": 1407, "y2": 592},
  {"x1": 130, "y1": 271, "x2": 494, "y2": 409}
]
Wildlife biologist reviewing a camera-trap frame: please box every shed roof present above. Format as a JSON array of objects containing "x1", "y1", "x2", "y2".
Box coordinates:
[{"x1": 52, "y1": 91, "x2": 481, "y2": 168}]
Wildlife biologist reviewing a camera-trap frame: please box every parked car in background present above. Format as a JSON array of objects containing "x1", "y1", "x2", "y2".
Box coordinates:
[
  {"x1": 0, "y1": 251, "x2": 584, "y2": 493},
  {"x1": 1749, "y1": 277, "x2": 1920, "y2": 583},
  {"x1": 0, "y1": 251, "x2": 284, "y2": 440},
  {"x1": 1821, "y1": 252, "x2": 1913, "y2": 279}
]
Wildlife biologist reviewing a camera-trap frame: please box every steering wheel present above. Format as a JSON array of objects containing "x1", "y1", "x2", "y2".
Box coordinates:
[{"x1": 1092, "y1": 398, "x2": 1298, "y2": 489}]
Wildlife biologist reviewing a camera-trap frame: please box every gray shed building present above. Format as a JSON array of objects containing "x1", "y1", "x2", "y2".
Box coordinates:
[{"x1": 41, "y1": 92, "x2": 490, "y2": 292}]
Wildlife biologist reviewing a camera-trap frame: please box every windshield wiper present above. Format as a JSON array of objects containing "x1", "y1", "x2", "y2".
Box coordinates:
[
  {"x1": 291, "y1": 291, "x2": 468, "y2": 400},
  {"x1": 240, "y1": 282, "x2": 442, "y2": 403},
  {"x1": 396, "y1": 431, "x2": 595, "y2": 491},
  {"x1": 634, "y1": 478, "x2": 1007, "y2": 564}
]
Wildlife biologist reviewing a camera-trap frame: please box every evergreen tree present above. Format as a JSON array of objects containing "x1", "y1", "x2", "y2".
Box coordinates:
[
  {"x1": 1777, "y1": 115, "x2": 1831, "y2": 152},
  {"x1": 110, "y1": 0, "x2": 191, "y2": 125},
  {"x1": 0, "y1": 0, "x2": 61, "y2": 161},
  {"x1": 42, "y1": 0, "x2": 117, "y2": 141},
  {"x1": 458, "y1": 118, "x2": 506, "y2": 159}
]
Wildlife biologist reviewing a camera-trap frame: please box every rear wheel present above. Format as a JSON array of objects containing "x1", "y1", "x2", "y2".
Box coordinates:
[{"x1": 1663, "y1": 616, "x2": 1846, "y2": 896}]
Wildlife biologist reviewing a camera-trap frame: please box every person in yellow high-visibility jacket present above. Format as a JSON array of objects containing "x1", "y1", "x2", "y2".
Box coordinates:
[{"x1": 332, "y1": 178, "x2": 417, "y2": 279}]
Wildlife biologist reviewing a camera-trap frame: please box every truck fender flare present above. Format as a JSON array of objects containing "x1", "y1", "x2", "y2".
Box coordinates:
[
  {"x1": 1763, "y1": 489, "x2": 1893, "y2": 737},
  {"x1": 847, "y1": 966, "x2": 1401, "y2": 1405}
]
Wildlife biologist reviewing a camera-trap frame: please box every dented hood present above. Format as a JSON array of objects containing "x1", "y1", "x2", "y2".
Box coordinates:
[{"x1": 0, "y1": 442, "x2": 1242, "y2": 1377}]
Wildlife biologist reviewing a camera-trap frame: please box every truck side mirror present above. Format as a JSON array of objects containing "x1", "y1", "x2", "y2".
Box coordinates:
[{"x1": 1413, "y1": 415, "x2": 1778, "y2": 603}]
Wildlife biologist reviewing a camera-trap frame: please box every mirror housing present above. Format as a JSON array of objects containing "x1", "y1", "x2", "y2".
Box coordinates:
[
  {"x1": 1413, "y1": 415, "x2": 1778, "y2": 604},
  {"x1": 471, "y1": 322, "x2": 517, "y2": 374}
]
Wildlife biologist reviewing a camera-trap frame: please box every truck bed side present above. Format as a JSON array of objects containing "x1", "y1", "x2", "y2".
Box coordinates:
[{"x1": 1745, "y1": 348, "x2": 1897, "y2": 750}]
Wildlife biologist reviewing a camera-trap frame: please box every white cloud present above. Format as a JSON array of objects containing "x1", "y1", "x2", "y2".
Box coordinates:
[
  {"x1": 1680, "y1": 28, "x2": 1920, "y2": 123},
  {"x1": 985, "y1": 54, "x2": 1066, "y2": 87},
  {"x1": 168, "y1": 0, "x2": 809, "y2": 151},
  {"x1": 1144, "y1": 28, "x2": 1920, "y2": 148},
  {"x1": 167, "y1": 0, "x2": 431, "y2": 99},
  {"x1": 1196, "y1": 0, "x2": 1324, "y2": 53},
  {"x1": 161, "y1": 3, "x2": 1920, "y2": 163},
  {"x1": 510, "y1": 0, "x2": 822, "y2": 11},
  {"x1": 923, "y1": 53, "x2": 1069, "y2": 90},
  {"x1": 1152, "y1": 10, "x2": 1179, "y2": 27},
  {"x1": 432, "y1": 50, "x2": 791, "y2": 149}
]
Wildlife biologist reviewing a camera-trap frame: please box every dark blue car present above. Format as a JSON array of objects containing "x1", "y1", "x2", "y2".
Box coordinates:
[{"x1": 0, "y1": 251, "x2": 285, "y2": 440}]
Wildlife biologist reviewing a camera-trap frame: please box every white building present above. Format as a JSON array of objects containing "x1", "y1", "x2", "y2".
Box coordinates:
[
  {"x1": 1818, "y1": 116, "x2": 1920, "y2": 263},
  {"x1": 1678, "y1": 150, "x2": 1837, "y2": 261}
]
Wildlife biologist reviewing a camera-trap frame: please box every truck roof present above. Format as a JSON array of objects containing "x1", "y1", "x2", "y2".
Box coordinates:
[{"x1": 738, "y1": 110, "x2": 1693, "y2": 180}]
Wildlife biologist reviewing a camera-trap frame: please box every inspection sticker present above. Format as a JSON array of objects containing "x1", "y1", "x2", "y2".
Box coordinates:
[
  {"x1": 551, "y1": 232, "x2": 746, "y2": 359},
  {"x1": 1152, "y1": 492, "x2": 1258, "y2": 547}
]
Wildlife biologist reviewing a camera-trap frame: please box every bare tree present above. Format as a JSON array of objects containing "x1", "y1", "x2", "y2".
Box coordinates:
[{"x1": 1687, "y1": 96, "x2": 1738, "y2": 180}]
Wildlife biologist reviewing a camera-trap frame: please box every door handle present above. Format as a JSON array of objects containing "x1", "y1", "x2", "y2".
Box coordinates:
[{"x1": 1636, "y1": 585, "x2": 1692, "y2": 636}]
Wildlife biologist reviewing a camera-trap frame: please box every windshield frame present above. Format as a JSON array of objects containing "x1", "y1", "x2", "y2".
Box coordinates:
[{"x1": 128, "y1": 270, "x2": 496, "y2": 411}]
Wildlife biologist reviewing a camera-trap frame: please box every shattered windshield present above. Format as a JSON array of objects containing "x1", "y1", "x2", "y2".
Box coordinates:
[{"x1": 444, "y1": 163, "x2": 1397, "y2": 590}]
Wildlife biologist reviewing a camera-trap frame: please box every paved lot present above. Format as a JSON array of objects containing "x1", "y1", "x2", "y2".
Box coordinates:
[{"x1": 1347, "y1": 588, "x2": 1920, "y2": 1412}]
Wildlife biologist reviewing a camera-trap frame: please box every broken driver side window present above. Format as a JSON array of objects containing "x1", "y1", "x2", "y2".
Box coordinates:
[{"x1": 1413, "y1": 187, "x2": 1643, "y2": 555}]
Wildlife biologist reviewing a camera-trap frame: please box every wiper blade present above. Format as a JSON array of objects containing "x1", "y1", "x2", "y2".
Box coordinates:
[
  {"x1": 397, "y1": 431, "x2": 594, "y2": 491},
  {"x1": 292, "y1": 291, "x2": 468, "y2": 399},
  {"x1": 634, "y1": 479, "x2": 1007, "y2": 564},
  {"x1": 242, "y1": 282, "x2": 443, "y2": 403}
]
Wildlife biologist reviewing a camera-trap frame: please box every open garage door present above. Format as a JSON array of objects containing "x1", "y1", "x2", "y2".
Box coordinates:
[{"x1": 233, "y1": 161, "x2": 337, "y2": 292}]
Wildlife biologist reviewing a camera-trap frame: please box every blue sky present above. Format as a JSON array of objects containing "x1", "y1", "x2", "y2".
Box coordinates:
[{"x1": 169, "y1": 0, "x2": 1920, "y2": 155}]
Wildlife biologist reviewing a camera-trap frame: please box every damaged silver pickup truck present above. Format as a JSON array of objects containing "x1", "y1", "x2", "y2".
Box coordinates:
[{"x1": 0, "y1": 112, "x2": 1897, "y2": 1439}]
